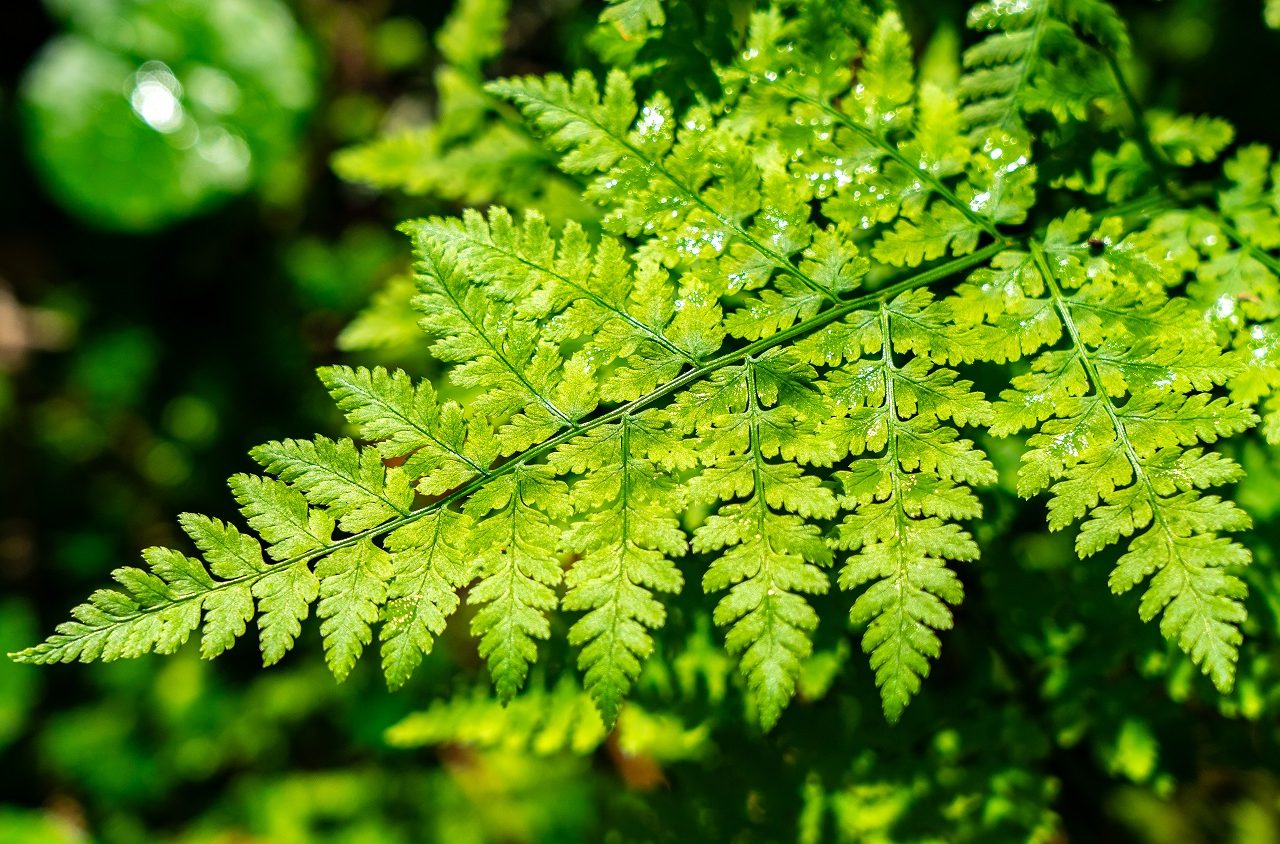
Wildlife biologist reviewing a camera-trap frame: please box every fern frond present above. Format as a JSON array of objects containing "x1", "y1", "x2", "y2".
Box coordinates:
[
  {"x1": 177, "y1": 515, "x2": 267, "y2": 659},
  {"x1": 250, "y1": 436, "x2": 414, "y2": 533},
  {"x1": 488, "y1": 68, "x2": 852, "y2": 313},
  {"x1": 1144, "y1": 146, "x2": 1280, "y2": 443},
  {"x1": 435, "y1": 0, "x2": 509, "y2": 73},
  {"x1": 316, "y1": 538, "x2": 393, "y2": 681},
  {"x1": 466, "y1": 466, "x2": 570, "y2": 701},
  {"x1": 21, "y1": 0, "x2": 1276, "y2": 735},
  {"x1": 380, "y1": 510, "x2": 472, "y2": 689},
  {"x1": 337, "y1": 274, "x2": 425, "y2": 355},
  {"x1": 388, "y1": 676, "x2": 609, "y2": 754},
  {"x1": 17, "y1": 480, "x2": 331, "y2": 667},
  {"x1": 406, "y1": 208, "x2": 720, "y2": 401},
  {"x1": 319, "y1": 364, "x2": 490, "y2": 495},
  {"x1": 732, "y1": 10, "x2": 1030, "y2": 271},
  {"x1": 1055, "y1": 112, "x2": 1234, "y2": 204},
  {"x1": 981, "y1": 210, "x2": 1257, "y2": 690},
  {"x1": 405, "y1": 226, "x2": 595, "y2": 453}
]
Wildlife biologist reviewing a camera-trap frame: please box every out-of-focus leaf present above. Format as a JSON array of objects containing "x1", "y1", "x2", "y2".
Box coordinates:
[{"x1": 21, "y1": 0, "x2": 316, "y2": 231}]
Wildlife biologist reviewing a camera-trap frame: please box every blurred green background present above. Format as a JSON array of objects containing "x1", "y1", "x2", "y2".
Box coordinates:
[{"x1": 3, "y1": 0, "x2": 1280, "y2": 841}]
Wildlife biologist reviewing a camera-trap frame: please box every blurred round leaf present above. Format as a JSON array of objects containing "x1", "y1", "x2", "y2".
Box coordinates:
[{"x1": 20, "y1": 0, "x2": 317, "y2": 231}]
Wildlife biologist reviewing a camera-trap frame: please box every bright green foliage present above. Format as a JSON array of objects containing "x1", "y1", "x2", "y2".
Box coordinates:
[
  {"x1": 178, "y1": 515, "x2": 271, "y2": 660},
  {"x1": 16, "y1": 0, "x2": 1280, "y2": 739},
  {"x1": 798, "y1": 292, "x2": 996, "y2": 720},
  {"x1": 337, "y1": 273, "x2": 425, "y2": 355},
  {"x1": 960, "y1": 0, "x2": 1126, "y2": 135},
  {"x1": 389, "y1": 676, "x2": 609, "y2": 754},
  {"x1": 549, "y1": 415, "x2": 688, "y2": 725},
  {"x1": 406, "y1": 224, "x2": 593, "y2": 454},
  {"x1": 409, "y1": 208, "x2": 720, "y2": 402},
  {"x1": 315, "y1": 539, "x2": 393, "y2": 681},
  {"x1": 380, "y1": 510, "x2": 472, "y2": 689},
  {"x1": 971, "y1": 210, "x2": 1257, "y2": 691},
  {"x1": 251, "y1": 437, "x2": 414, "y2": 532},
  {"x1": 320, "y1": 365, "x2": 488, "y2": 495},
  {"x1": 466, "y1": 467, "x2": 570, "y2": 701},
  {"x1": 387, "y1": 675, "x2": 709, "y2": 762},
  {"x1": 677, "y1": 353, "x2": 837, "y2": 728},
  {"x1": 727, "y1": 9, "x2": 1034, "y2": 269},
  {"x1": 1145, "y1": 146, "x2": 1280, "y2": 444},
  {"x1": 332, "y1": 0, "x2": 585, "y2": 222}
]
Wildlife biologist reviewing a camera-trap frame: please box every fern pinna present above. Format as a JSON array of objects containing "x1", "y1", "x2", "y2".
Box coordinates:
[{"x1": 16, "y1": 0, "x2": 1280, "y2": 730}]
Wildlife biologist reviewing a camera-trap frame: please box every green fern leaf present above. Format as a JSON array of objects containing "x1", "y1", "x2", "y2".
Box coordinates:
[
  {"x1": 178, "y1": 515, "x2": 266, "y2": 658},
  {"x1": 251, "y1": 437, "x2": 414, "y2": 533},
  {"x1": 798, "y1": 291, "x2": 995, "y2": 720},
  {"x1": 319, "y1": 365, "x2": 491, "y2": 496},
  {"x1": 408, "y1": 208, "x2": 719, "y2": 400},
  {"x1": 379, "y1": 510, "x2": 473, "y2": 690},
  {"x1": 316, "y1": 539, "x2": 393, "y2": 681},
  {"x1": 252, "y1": 561, "x2": 321, "y2": 667},
  {"x1": 22, "y1": 0, "x2": 1280, "y2": 735},
  {"x1": 466, "y1": 466, "x2": 570, "y2": 701},
  {"x1": 406, "y1": 226, "x2": 595, "y2": 453},
  {"x1": 550, "y1": 413, "x2": 687, "y2": 724},
  {"x1": 960, "y1": 0, "x2": 1124, "y2": 135},
  {"x1": 1143, "y1": 146, "x2": 1280, "y2": 444},
  {"x1": 674, "y1": 352, "x2": 838, "y2": 729},
  {"x1": 982, "y1": 211, "x2": 1257, "y2": 691}
]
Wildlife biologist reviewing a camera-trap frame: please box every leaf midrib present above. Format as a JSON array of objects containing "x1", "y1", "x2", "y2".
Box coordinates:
[{"x1": 14, "y1": 245, "x2": 1003, "y2": 658}]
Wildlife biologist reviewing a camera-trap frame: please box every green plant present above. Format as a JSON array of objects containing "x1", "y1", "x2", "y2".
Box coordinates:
[
  {"x1": 332, "y1": 0, "x2": 587, "y2": 224},
  {"x1": 14, "y1": 0, "x2": 1280, "y2": 760}
]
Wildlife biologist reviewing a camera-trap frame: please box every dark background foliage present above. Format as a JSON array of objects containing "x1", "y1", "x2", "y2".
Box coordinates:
[{"x1": 1, "y1": 1, "x2": 1278, "y2": 841}]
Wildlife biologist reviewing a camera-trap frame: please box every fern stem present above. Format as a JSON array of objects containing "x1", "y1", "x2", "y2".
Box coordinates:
[
  {"x1": 315, "y1": 244, "x2": 1004, "y2": 544},
  {"x1": 1029, "y1": 241, "x2": 1218, "y2": 625},
  {"x1": 17, "y1": 244, "x2": 1009, "y2": 660},
  {"x1": 780, "y1": 84, "x2": 1005, "y2": 242}
]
